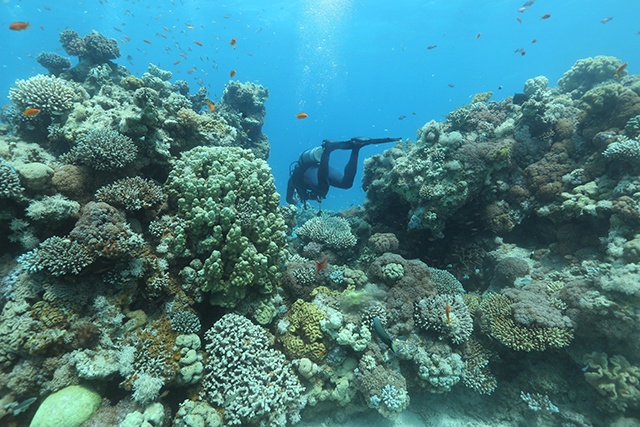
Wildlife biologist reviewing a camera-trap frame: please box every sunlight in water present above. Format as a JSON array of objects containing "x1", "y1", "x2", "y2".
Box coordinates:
[{"x1": 296, "y1": 0, "x2": 353, "y2": 109}]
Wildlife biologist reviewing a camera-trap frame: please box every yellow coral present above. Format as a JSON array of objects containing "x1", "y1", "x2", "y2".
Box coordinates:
[
  {"x1": 479, "y1": 294, "x2": 573, "y2": 352},
  {"x1": 279, "y1": 299, "x2": 327, "y2": 361}
]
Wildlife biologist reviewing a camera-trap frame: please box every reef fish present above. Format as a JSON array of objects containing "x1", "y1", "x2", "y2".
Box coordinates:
[
  {"x1": 22, "y1": 108, "x2": 41, "y2": 117},
  {"x1": 314, "y1": 257, "x2": 328, "y2": 275},
  {"x1": 9, "y1": 21, "x2": 30, "y2": 31},
  {"x1": 540, "y1": 14, "x2": 551, "y2": 20},
  {"x1": 296, "y1": 112, "x2": 308, "y2": 119},
  {"x1": 615, "y1": 62, "x2": 628, "y2": 78},
  {"x1": 206, "y1": 101, "x2": 215, "y2": 113},
  {"x1": 426, "y1": 44, "x2": 437, "y2": 50},
  {"x1": 372, "y1": 316, "x2": 398, "y2": 355},
  {"x1": 230, "y1": 37, "x2": 237, "y2": 48},
  {"x1": 445, "y1": 303, "x2": 451, "y2": 323},
  {"x1": 229, "y1": 69, "x2": 236, "y2": 78},
  {"x1": 601, "y1": 17, "x2": 613, "y2": 24}
]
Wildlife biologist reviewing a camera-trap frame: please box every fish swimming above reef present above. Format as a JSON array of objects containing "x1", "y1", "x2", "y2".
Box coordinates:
[
  {"x1": 9, "y1": 21, "x2": 30, "y2": 31},
  {"x1": 372, "y1": 316, "x2": 397, "y2": 355},
  {"x1": 601, "y1": 17, "x2": 613, "y2": 24},
  {"x1": 512, "y1": 93, "x2": 530, "y2": 105}
]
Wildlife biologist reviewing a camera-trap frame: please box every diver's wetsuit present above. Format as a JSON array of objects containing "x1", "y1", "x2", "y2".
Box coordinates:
[{"x1": 286, "y1": 137, "x2": 400, "y2": 205}]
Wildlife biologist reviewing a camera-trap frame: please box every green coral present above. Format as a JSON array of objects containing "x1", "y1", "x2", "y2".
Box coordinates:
[
  {"x1": 165, "y1": 146, "x2": 288, "y2": 307},
  {"x1": 280, "y1": 299, "x2": 326, "y2": 362}
]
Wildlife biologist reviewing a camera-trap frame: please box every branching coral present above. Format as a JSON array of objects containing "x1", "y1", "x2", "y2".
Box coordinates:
[
  {"x1": 479, "y1": 293, "x2": 573, "y2": 351},
  {"x1": 0, "y1": 158, "x2": 23, "y2": 198},
  {"x1": 296, "y1": 216, "x2": 357, "y2": 250},
  {"x1": 69, "y1": 128, "x2": 138, "y2": 171},
  {"x1": 9, "y1": 74, "x2": 76, "y2": 115},
  {"x1": 414, "y1": 294, "x2": 473, "y2": 344},
  {"x1": 95, "y1": 176, "x2": 166, "y2": 212},
  {"x1": 201, "y1": 313, "x2": 306, "y2": 426}
]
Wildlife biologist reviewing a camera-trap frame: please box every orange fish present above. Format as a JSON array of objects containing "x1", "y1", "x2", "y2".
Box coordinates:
[
  {"x1": 314, "y1": 257, "x2": 328, "y2": 275},
  {"x1": 296, "y1": 112, "x2": 308, "y2": 119},
  {"x1": 22, "y1": 107, "x2": 41, "y2": 117},
  {"x1": 445, "y1": 303, "x2": 451, "y2": 323},
  {"x1": 229, "y1": 69, "x2": 236, "y2": 78},
  {"x1": 615, "y1": 62, "x2": 628, "y2": 78},
  {"x1": 9, "y1": 21, "x2": 30, "y2": 31},
  {"x1": 206, "y1": 101, "x2": 215, "y2": 113},
  {"x1": 230, "y1": 37, "x2": 237, "y2": 48},
  {"x1": 531, "y1": 38, "x2": 537, "y2": 43},
  {"x1": 173, "y1": 60, "x2": 181, "y2": 65},
  {"x1": 476, "y1": 33, "x2": 481, "y2": 39},
  {"x1": 187, "y1": 68, "x2": 196, "y2": 74},
  {"x1": 541, "y1": 14, "x2": 551, "y2": 20},
  {"x1": 194, "y1": 40, "x2": 203, "y2": 46},
  {"x1": 143, "y1": 39, "x2": 151, "y2": 44}
]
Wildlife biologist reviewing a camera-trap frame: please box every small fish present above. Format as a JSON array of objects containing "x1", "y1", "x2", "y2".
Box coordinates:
[
  {"x1": 9, "y1": 22, "x2": 30, "y2": 31},
  {"x1": 518, "y1": 7, "x2": 528, "y2": 13},
  {"x1": 314, "y1": 257, "x2": 328, "y2": 275},
  {"x1": 173, "y1": 60, "x2": 181, "y2": 65},
  {"x1": 187, "y1": 68, "x2": 196, "y2": 74},
  {"x1": 230, "y1": 37, "x2": 237, "y2": 48},
  {"x1": 445, "y1": 303, "x2": 451, "y2": 323},
  {"x1": 521, "y1": 50, "x2": 526, "y2": 56},
  {"x1": 186, "y1": 24, "x2": 195, "y2": 30},
  {"x1": 22, "y1": 108, "x2": 41, "y2": 117},
  {"x1": 498, "y1": 85, "x2": 503, "y2": 90},
  {"x1": 143, "y1": 39, "x2": 151, "y2": 44},
  {"x1": 514, "y1": 47, "x2": 525, "y2": 53},
  {"x1": 540, "y1": 14, "x2": 551, "y2": 20},
  {"x1": 372, "y1": 316, "x2": 398, "y2": 355},
  {"x1": 615, "y1": 62, "x2": 628, "y2": 78},
  {"x1": 601, "y1": 17, "x2": 613, "y2": 24},
  {"x1": 296, "y1": 112, "x2": 308, "y2": 119},
  {"x1": 476, "y1": 33, "x2": 481, "y2": 39},
  {"x1": 517, "y1": 17, "x2": 522, "y2": 24},
  {"x1": 398, "y1": 115, "x2": 406, "y2": 120},
  {"x1": 194, "y1": 40, "x2": 203, "y2": 46},
  {"x1": 229, "y1": 69, "x2": 236, "y2": 78},
  {"x1": 206, "y1": 101, "x2": 215, "y2": 113},
  {"x1": 531, "y1": 38, "x2": 537, "y2": 43},
  {"x1": 427, "y1": 44, "x2": 437, "y2": 50},
  {"x1": 448, "y1": 83, "x2": 455, "y2": 88}
]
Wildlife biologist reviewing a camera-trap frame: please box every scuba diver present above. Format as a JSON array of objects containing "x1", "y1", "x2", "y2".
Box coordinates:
[{"x1": 286, "y1": 136, "x2": 401, "y2": 205}]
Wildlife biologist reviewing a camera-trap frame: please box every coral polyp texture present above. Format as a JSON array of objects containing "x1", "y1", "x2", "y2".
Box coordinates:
[
  {"x1": 69, "y1": 128, "x2": 138, "y2": 171},
  {"x1": 165, "y1": 145, "x2": 288, "y2": 307}
]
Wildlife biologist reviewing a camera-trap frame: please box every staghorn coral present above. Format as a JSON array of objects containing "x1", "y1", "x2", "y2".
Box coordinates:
[
  {"x1": 461, "y1": 338, "x2": 496, "y2": 395},
  {"x1": 95, "y1": 176, "x2": 166, "y2": 212},
  {"x1": 26, "y1": 194, "x2": 80, "y2": 222},
  {"x1": 479, "y1": 293, "x2": 573, "y2": 351},
  {"x1": 9, "y1": 74, "x2": 77, "y2": 115},
  {"x1": 36, "y1": 52, "x2": 71, "y2": 75},
  {"x1": 201, "y1": 313, "x2": 306, "y2": 427},
  {"x1": 165, "y1": 146, "x2": 288, "y2": 307},
  {"x1": 69, "y1": 128, "x2": 138, "y2": 171},
  {"x1": 296, "y1": 216, "x2": 357, "y2": 250}
]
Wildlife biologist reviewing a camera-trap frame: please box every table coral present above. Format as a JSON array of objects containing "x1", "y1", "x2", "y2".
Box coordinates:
[
  {"x1": 165, "y1": 146, "x2": 287, "y2": 307},
  {"x1": 95, "y1": 176, "x2": 166, "y2": 212},
  {"x1": 201, "y1": 313, "x2": 306, "y2": 427}
]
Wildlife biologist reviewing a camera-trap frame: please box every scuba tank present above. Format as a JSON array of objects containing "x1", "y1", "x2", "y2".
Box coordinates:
[{"x1": 299, "y1": 146, "x2": 324, "y2": 165}]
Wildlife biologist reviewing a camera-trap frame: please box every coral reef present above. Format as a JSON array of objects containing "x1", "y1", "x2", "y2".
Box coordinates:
[{"x1": 9, "y1": 74, "x2": 78, "y2": 115}]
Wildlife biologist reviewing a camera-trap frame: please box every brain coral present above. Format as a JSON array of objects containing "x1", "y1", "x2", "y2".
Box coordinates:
[
  {"x1": 583, "y1": 351, "x2": 640, "y2": 412},
  {"x1": 9, "y1": 74, "x2": 76, "y2": 114},
  {"x1": 201, "y1": 313, "x2": 306, "y2": 426},
  {"x1": 165, "y1": 146, "x2": 288, "y2": 307},
  {"x1": 70, "y1": 128, "x2": 138, "y2": 171}
]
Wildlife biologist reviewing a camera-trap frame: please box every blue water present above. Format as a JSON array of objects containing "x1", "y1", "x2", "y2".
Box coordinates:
[{"x1": 1, "y1": 0, "x2": 637, "y2": 211}]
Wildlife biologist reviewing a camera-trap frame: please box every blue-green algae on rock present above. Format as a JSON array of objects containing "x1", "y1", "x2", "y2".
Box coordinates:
[{"x1": 29, "y1": 385, "x2": 101, "y2": 427}]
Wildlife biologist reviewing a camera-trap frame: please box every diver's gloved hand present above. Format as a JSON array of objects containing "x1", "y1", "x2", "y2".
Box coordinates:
[{"x1": 350, "y1": 136, "x2": 401, "y2": 146}]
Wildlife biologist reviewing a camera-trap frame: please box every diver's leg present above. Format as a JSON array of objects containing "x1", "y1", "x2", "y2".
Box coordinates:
[{"x1": 328, "y1": 148, "x2": 360, "y2": 189}]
